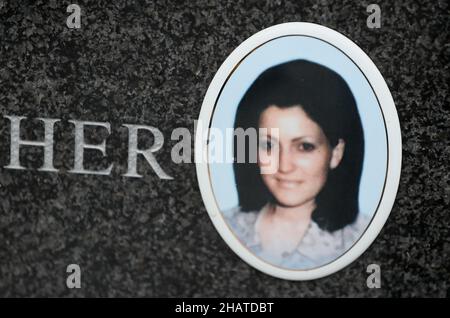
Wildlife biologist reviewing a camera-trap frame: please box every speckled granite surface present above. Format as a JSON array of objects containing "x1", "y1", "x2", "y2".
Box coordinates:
[{"x1": 0, "y1": 0, "x2": 448, "y2": 297}]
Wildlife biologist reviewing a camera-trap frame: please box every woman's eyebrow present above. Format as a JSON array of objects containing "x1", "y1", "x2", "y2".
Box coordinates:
[
  {"x1": 261, "y1": 134, "x2": 278, "y2": 142},
  {"x1": 291, "y1": 136, "x2": 314, "y2": 142}
]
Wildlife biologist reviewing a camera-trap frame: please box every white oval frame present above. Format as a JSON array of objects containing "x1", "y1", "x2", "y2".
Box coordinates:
[{"x1": 195, "y1": 22, "x2": 401, "y2": 280}]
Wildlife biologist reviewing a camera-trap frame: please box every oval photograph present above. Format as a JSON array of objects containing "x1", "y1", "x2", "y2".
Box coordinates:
[{"x1": 196, "y1": 23, "x2": 401, "y2": 280}]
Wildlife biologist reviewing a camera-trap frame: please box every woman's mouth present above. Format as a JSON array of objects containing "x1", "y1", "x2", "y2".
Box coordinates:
[{"x1": 274, "y1": 177, "x2": 302, "y2": 189}]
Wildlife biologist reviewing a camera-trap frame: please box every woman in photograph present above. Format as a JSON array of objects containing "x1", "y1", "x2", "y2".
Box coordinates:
[{"x1": 224, "y1": 59, "x2": 370, "y2": 269}]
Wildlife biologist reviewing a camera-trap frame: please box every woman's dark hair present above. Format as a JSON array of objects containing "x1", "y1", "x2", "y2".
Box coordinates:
[{"x1": 233, "y1": 59, "x2": 364, "y2": 232}]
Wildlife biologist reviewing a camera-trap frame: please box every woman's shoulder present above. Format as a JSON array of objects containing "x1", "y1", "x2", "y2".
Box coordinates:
[
  {"x1": 222, "y1": 206, "x2": 259, "y2": 239},
  {"x1": 340, "y1": 212, "x2": 372, "y2": 242},
  {"x1": 222, "y1": 206, "x2": 259, "y2": 226},
  {"x1": 352, "y1": 212, "x2": 371, "y2": 230}
]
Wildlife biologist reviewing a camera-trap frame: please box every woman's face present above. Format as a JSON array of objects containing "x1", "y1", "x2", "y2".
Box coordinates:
[{"x1": 258, "y1": 105, "x2": 345, "y2": 208}]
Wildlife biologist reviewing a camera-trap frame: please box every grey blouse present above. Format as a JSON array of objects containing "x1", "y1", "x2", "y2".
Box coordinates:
[{"x1": 223, "y1": 205, "x2": 371, "y2": 270}]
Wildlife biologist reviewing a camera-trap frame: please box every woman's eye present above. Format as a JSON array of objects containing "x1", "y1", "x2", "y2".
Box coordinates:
[
  {"x1": 299, "y1": 142, "x2": 315, "y2": 152},
  {"x1": 259, "y1": 140, "x2": 272, "y2": 150}
]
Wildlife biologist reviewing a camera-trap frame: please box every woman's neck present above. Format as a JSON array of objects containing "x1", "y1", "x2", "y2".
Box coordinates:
[
  {"x1": 255, "y1": 200, "x2": 316, "y2": 258},
  {"x1": 270, "y1": 200, "x2": 316, "y2": 225}
]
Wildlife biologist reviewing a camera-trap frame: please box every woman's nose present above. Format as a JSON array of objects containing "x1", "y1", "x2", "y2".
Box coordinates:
[{"x1": 278, "y1": 148, "x2": 295, "y2": 173}]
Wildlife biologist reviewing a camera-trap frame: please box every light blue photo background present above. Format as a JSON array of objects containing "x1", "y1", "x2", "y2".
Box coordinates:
[{"x1": 209, "y1": 36, "x2": 387, "y2": 217}]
